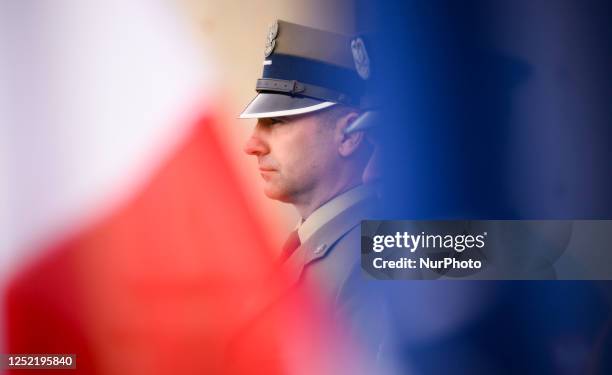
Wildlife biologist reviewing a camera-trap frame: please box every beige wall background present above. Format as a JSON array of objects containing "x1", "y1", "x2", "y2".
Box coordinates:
[{"x1": 179, "y1": 0, "x2": 356, "y2": 248}]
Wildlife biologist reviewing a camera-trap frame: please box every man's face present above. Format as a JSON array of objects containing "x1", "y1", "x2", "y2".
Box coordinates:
[{"x1": 243, "y1": 112, "x2": 339, "y2": 203}]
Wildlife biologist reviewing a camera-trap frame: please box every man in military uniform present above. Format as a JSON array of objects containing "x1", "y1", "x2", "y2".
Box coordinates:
[
  {"x1": 236, "y1": 20, "x2": 389, "y2": 371},
  {"x1": 241, "y1": 19, "x2": 377, "y2": 297}
]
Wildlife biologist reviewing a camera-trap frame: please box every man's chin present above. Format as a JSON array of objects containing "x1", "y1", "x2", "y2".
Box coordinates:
[{"x1": 263, "y1": 186, "x2": 292, "y2": 203}]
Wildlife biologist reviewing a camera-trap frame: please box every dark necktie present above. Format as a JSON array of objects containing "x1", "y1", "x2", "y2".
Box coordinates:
[{"x1": 279, "y1": 230, "x2": 301, "y2": 263}]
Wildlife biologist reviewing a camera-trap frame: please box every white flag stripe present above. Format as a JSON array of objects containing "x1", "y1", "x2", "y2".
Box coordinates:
[{"x1": 0, "y1": 0, "x2": 214, "y2": 281}]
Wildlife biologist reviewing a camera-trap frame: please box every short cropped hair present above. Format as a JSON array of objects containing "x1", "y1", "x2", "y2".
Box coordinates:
[{"x1": 317, "y1": 104, "x2": 361, "y2": 128}]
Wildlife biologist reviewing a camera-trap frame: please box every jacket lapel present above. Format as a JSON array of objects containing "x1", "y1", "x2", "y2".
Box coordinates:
[
  {"x1": 302, "y1": 197, "x2": 377, "y2": 266},
  {"x1": 236, "y1": 196, "x2": 377, "y2": 331}
]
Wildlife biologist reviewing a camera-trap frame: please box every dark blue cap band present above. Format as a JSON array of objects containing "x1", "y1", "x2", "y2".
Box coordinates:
[{"x1": 263, "y1": 54, "x2": 365, "y2": 101}]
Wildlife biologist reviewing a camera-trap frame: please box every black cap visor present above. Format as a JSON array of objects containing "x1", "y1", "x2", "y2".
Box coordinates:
[{"x1": 239, "y1": 93, "x2": 336, "y2": 119}]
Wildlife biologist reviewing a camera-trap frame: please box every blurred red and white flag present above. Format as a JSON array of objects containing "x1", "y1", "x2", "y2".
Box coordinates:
[
  {"x1": 0, "y1": 0, "x2": 213, "y2": 279},
  {"x1": 0, "y1": 0, "x2": 317, "y2": 373},
  {"x1": 0, "y1": 1, "x2": 367, "y2": 374}
]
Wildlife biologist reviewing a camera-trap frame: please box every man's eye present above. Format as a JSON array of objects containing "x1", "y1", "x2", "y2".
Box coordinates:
[{"x1": 268, "y1": 118, "x2": 286, "y2": 125}]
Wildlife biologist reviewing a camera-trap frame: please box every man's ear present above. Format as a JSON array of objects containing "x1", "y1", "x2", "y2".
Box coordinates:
[{"x1": 336, "y1": 112, "x2": 364, "y2": 157}]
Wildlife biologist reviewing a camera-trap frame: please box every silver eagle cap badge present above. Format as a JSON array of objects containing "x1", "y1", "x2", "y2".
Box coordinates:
[
  {"x1": 351, "y1": 37, "x2": 370, "y2": 80},
  {"x1": 264, "y1": 21, "x2": 279, "y2": 57}
]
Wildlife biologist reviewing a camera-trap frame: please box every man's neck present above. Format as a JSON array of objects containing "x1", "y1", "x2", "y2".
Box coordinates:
[{"x1": 293, "y1": 179, "x2": 363, "y2": 220}]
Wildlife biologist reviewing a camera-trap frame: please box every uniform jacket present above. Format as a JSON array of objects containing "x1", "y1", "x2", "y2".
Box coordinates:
[{"x1": 226, "y1": 194, "x2": 390, "y2": 374}]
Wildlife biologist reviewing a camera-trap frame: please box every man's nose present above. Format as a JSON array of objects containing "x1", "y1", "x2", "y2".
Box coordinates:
[{"x1": 243, "y1": 128, "x2": 269, "y2": 156}]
